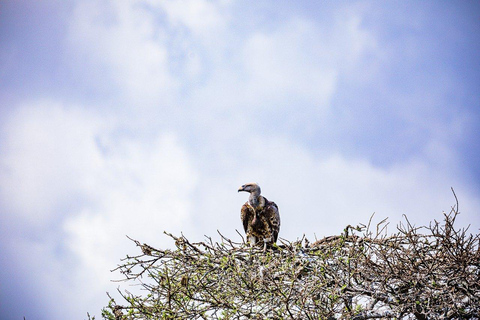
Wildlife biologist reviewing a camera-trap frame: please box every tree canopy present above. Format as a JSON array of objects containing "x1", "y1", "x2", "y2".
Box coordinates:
[{"x1": 100, "y1": 196, "x2": 479, "y2": 319}]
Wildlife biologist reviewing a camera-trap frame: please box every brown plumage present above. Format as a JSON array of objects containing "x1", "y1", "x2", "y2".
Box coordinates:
[{"x1": 238, "y1": 183, "x2": 280, "y2": 248}]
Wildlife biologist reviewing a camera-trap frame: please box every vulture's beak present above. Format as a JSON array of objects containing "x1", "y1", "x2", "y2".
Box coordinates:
[{"x1": 238, "y1": 185, "x2": 245, "y2": 192}]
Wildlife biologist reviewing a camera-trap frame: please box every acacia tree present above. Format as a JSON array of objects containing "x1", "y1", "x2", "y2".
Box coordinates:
[{"x1": 101, "y1": 195, "x2": 479, "y2": 319}]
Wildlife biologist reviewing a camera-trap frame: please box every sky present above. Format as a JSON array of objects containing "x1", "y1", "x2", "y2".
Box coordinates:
[{"x1": 0, "y1": 0, "x2": 479, "y2": 319}]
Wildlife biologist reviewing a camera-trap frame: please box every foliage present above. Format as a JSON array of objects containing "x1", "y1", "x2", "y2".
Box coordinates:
[{"x1": 102, "y1": 195, "x2": 479, "y2": 319}]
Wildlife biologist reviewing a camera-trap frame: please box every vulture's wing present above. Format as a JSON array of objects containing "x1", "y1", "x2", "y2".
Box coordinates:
[
  {"x1": 240, "y1": 202, "x2": 253, "y2": 233},
  {"x1": 265, "y1": 200, "x2": 280, "y2": 243}
]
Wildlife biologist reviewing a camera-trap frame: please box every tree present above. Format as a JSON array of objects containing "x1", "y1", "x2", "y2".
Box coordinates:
[{"x1": 101, "y1": 193, "x2": 479, "y2": 319}]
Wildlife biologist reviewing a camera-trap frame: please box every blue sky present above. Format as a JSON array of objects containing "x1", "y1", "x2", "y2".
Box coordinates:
[{"x1": 0, "y1": 1, "x2": 479, "y2": 319}]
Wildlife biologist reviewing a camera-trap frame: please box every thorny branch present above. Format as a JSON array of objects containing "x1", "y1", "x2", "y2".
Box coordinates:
[{"x1": 102, "y1": 197, "x2": 479, "y2": 320}]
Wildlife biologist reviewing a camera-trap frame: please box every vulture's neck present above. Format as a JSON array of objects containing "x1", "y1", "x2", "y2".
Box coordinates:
[{"x1": 248, "y1": 191, "x2": 263, "y2": 209}]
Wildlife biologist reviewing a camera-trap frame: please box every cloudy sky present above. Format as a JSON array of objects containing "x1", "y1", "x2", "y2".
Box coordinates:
[{"x1": 0, "y1": 0, "x2": 479, "y2": 319}]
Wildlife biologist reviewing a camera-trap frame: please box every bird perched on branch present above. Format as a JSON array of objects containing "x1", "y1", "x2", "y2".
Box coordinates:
[{"x1": 238, "y1": 183, "x2": 280, "y2": 249}]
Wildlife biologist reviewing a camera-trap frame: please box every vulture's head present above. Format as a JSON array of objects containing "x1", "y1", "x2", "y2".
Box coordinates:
[{"x1": 238, "y1": 182, "x2": 261, "y2": 194}]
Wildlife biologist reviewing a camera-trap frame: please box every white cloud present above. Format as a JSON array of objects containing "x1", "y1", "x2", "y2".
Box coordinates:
[
  {"x1": 154, "y1": 0, "x2": 229, "y2": 36},
  {"x1": 241, "y1": 19, "x2": 338, "y2": 110},
  {"x1": 64, "y1": 132, "x2": 197, "y2": 275},
  {"x1": 0, "y1": 101, "x2": 198, "y2": 319},
  {"x1": 0, "y1": 101, "x2": 105, "y2": 226},
  {"x1": 240, "y1": 9, "x2": 378, "y2": 107},
  {"x1": 175, "y1": 10, "x2": 381, "y2": 140},
  {"x1": 68, "y1": 0, "x2": 179, "y2": 106}
]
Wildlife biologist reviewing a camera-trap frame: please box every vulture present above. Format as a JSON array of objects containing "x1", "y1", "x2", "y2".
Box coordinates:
[{"x1": 238, "y1": 183, "x2": 280, "y2": 248}]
